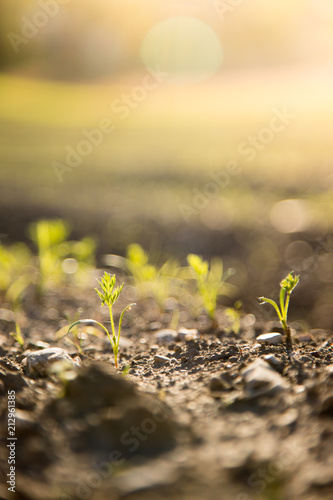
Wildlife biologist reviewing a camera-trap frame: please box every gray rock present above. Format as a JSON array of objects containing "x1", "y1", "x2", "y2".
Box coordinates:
[
  {"x1": 177, "y1": 327, "x2": 199, "y2": 341},
  {"x1": 209, "y1": 372, "x2": 233, "y2": 392},
  {"x1": 154, "y1": 355, "x2": 171, "y2": 366},
  {"x1": 242, "y1": 358, "x2": 290, "y2": 398},
  {"x1": 50, "y1": 362, "x2": 177, "y2": 458},
  {"x1": 26, "y1": 347, "x2": 78, "y2": 375},
  {"x1": 155, "y1": 329, "x2": 178, "y2": 345},
  {"x1": 262, "y1": 354, "x2": 280, "y2": 368},
  {"x1": 256, "y1": 332, "x2": 283, "y2": 345}
]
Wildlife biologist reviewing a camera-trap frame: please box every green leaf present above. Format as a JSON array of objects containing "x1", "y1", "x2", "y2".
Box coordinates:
[
  {"x1": 187, "y1": 254, "x2": 208, "y2": 278},
  {"x1": 67, "y1": 319, "x2": 109, "y2": 338},
  {"x1": 127, "y1": 243, "x2": 149, "y2": 267},
  {"x1": 258, "y1": 296, "x2": 283, "y2": 322},
  {"x1": 95, "y1": 272, "x2": 124, "y2": 308},
  {"x1": 280, "y1": 271, "x2": 300, "y2": 293}
]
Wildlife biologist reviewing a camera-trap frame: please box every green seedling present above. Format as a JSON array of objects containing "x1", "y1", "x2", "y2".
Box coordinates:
[
  {"x1": 67, "y1": 272, "x2": 134, "y2": 369},
  {"x1": 126, "y1": 243, "x2": 180, "y2": 308},
  {"x1": 9, "y1": 321, "x2": 25, "y2": 350},
  {"x1": 29, "y1": 219, "x2": 96, "y2": 296},
  {"x1": 187, "y1": 253, "x2": 235, "y2": 327},
  {"x1": 258, "y1": 271, "x2": 300, "y2": 350},
  {"x1": 226, "y1": 300, "x2": 242, "y2": 334},
  {"x1": 0, "y1": 242, "x2": 34, "y2": 308},
  {"x1": 122, "y1": 364, "x2": 130, "y2": 377}
]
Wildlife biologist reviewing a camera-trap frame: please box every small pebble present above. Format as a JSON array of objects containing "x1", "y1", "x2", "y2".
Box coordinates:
[
  {"x1": 327, "y1": 365, "x2": 333, "y2": 377},
  {"x1": 155, "y1": 329, "x2": 178, "y2": 345},
  {"x1": 26, "y1": 348, "x2": 79, "y2": 375},
  {"x1": 256, "y1": 332, "x2": 283, "y2": 345},
  {"x1": 209, "y1": 376, "x2": 225, "y2": 392},
  {"x1": 242, "y1": 358, "x2": 289, "y2": 397},
  {"x1": 177, "y1": 328, "x2": 199, "y2": 342},
  {"x1": 262, "y1": 354, "x2": 280, "y2": 368},
  {"x1": 242, "y1": 358, "x2": 290, "y2": 397},
  {"x1": 154, "y1": 355, "x2": 170, "y2": 366}
]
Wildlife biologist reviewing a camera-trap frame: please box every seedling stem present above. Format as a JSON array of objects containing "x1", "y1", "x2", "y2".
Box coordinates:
[
  {"x1": 67, "y1": 272, "x2": 134, "y2": 369},
  {"x1": 259, "y1": 271, "x2": 299, "y2": 351}
]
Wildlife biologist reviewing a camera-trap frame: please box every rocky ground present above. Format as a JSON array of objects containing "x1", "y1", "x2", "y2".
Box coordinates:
[{"x1": 0, "y1": 284, "x2": 333, "y2": 500}]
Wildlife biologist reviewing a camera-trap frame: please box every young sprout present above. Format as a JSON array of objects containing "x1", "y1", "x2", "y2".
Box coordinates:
[
  {"x1": 187, "y1": 253, "x2": 235, "y2": 327},
  {"x1": 9, "y1": 321, "x2": 25, "y2": 350},
  {"x1": 258, "y1": 271, "x2": 300, "y2": 350},
  {"x1": 126, "y1": 243, "x2": 179, "y2": 309},
  {"x1": 226, "y1": 300, "x2": 242, "y2": 334},
  {"x1": 29, "y1": 219, "x2": 96, "y2": 297},
  {"x1": 67, "y1": 272, "x2": 135, "y2": 369}
]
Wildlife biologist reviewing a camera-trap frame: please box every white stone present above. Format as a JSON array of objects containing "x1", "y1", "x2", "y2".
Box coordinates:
[
  {"x1": 177, "y1": 327, "x2": 199, "y2": 341},
  {"x1": 256, "y1": 332, "x2": 283, "y2": 345},
  {"x1": 26, "y1": 347, "x2": 78, "y2": 375},
  {"x1": 155, "y1": 329, "x2": 178, "y2": 345}
]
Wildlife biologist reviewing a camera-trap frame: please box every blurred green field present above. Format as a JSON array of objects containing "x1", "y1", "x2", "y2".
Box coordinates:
[
  {"x1": 1, "y1": 68, "x2": 333, "y2": 328},
  {"x1": 1, "y1": 68, "x2": 333, "y2": 233}
]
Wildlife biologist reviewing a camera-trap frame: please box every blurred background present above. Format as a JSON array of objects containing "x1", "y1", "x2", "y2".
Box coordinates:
[{"x1": 1, "y1": 0, "x2": 333, "y2": 327}]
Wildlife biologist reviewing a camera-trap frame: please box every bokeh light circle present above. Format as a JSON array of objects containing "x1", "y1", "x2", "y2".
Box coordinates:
[
  {"x1": 270, "y1": 199, "x2": 308, "y2": 233},
  {"x1": 284, "y1": 240, "x2": 313, "y2": 272},
  {"x1": 140, "y1": 17, "x2": 223, "y2": 85}
]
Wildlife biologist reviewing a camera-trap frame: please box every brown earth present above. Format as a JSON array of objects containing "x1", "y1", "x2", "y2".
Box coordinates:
[{"x1": 0, "y1": 283, "x2": 333, "y2": 500}]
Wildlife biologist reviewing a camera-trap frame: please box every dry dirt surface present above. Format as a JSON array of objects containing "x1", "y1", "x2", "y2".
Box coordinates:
[{"x1": 0, "y1": 286, "x2": 333, "y2": 500}]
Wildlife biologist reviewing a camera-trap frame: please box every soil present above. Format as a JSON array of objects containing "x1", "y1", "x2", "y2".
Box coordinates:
[{"x1": 0, "y1": 282, "x2": 333, "y2": 500}]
